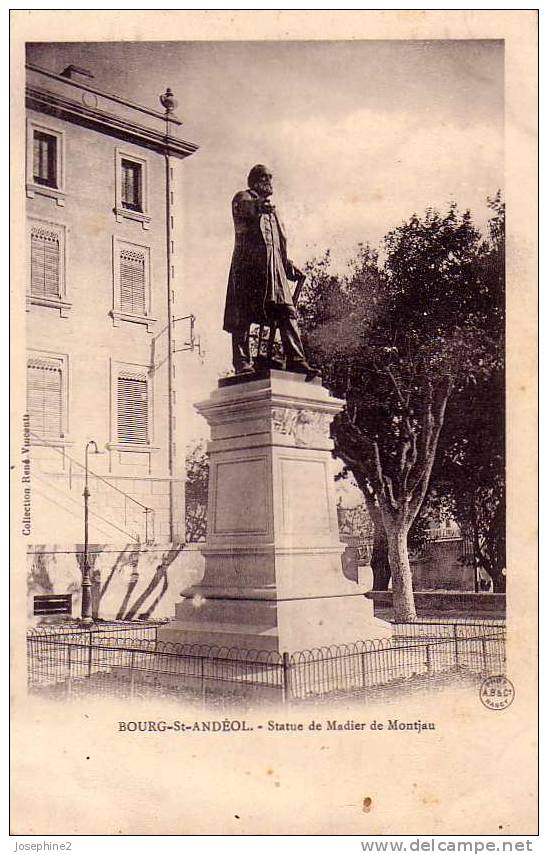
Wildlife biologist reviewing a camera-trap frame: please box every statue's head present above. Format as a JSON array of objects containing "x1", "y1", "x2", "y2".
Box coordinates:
[{"x1": 247, "y1": 164, "x2": 273, "y2": 197}]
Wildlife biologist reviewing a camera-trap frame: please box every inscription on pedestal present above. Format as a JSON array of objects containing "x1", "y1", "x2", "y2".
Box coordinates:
[
  {"x1": 214, "y1": 457, "x2": 268, "y2": 534},
  {"x1": 280, "y1": 458, "x2": 331, "y2": 534}
]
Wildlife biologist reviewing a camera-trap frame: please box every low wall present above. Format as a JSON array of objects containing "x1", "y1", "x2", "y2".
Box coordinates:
[
  {"x1": 27, "y1": 542, "x2": 206, "y2": 623},
  {"x1": 340, "y1": 535, "x2": 476, "y2": 592},
  {"x1": 367, "y1": 590, "x2": 506, "y2": 619},
  {"x1": 411, "y1": 540, "x2": 475, "y2": 591}
]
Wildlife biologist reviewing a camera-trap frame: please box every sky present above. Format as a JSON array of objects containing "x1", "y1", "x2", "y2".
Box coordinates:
[{"x1": 26, "y1": 40, "x2": 504, "y2": 463}]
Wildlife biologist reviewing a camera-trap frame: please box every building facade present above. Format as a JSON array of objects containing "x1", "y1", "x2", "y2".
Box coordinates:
[{"x1": 25, "y1": 62, "x2": 198, "y2": 554}]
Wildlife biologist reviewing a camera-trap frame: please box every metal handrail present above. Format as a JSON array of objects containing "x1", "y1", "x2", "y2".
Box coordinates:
[
  {"x1": 30, "y1": 432, "x2": 152, "y2": 511},
  {"x1": 30, "y1": 432, "x2": 154, "y2": 542},
  {"x1": 32, "y1": 470, "x2": 144, "y2": 543}
]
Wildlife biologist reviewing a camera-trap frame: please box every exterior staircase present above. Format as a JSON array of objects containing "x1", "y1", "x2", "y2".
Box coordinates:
[{"x1": 28, "y1": 439, "x2": 154, "y2": 545}]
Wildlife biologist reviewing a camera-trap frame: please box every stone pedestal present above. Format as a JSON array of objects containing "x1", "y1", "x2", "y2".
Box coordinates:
[{"x1": 160, "y1": 370, "x2": 391, "y2": 651}]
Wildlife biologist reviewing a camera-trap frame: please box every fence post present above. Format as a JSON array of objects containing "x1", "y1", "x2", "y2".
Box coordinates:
[
  {"x1": 88, "y1": 631, "x2": 93, "y2": 678},
  {"x1": 361, "y1": 650, "x2": 368, "y2": 688},
  {"x1": 481, "y1": 637, "x2": 488, "y2": 673},
  {"x1": 26, "y1": 639, "x2": 31, "y2": 689},
  {"x1": 66, "y1": 644, "x2": 72, "y2": 698},
  {"x1": 129, "y1": 650, "x2": 136, "y2": 698},
  {"x1": 282, "y1": 652, "x2": 290, "y2": 705},
  {"x1": 201, "y1": 655, "x2": 206, "y2": 707},
  {"x1": 425, "y1": 644, "x2": 433, "y2": 676},
  {"x1": 453, "y1": 624, "x2": 460, "y2": 670}
]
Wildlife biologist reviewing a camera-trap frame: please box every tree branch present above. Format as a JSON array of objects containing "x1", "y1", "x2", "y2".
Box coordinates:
[
  {"x1": 386, "y1": 365, "x2": 406, "y2": 405},
  {"x1": 408, "y1": 377, "x2": 452, "y2": 520}
]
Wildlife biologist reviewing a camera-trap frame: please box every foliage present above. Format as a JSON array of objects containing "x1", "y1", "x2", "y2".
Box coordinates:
[
  {"x1": 298, "y1": 198, "x2": 504, "y2": 618},
  {"x1": 424, "y1": 194, "x2": 506, "y2": 590},
  {"x1": 429, "y1": 371, "x2": 505, "y2": 590},
  {"x1": 336, "y1": 500, "x2": 374, "y2": 539},
  {"x1": 185, "y1": 441, "x2": 209, "y2": 543}
]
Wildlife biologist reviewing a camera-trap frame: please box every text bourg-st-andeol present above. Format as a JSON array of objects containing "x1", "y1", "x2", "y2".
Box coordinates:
[{"x1": 117, "y1": 719, "x2": 437, "y2": 733}]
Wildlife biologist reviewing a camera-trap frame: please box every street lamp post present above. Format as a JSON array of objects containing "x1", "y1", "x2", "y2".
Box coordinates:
[{"x1": 81, "y1": 440, "x2": 101, "y2": 625}]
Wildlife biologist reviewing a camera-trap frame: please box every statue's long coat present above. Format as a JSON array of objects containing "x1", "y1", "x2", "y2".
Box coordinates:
[{"x1": 223, "y1": 189, "x2": 294, "y2": 333}]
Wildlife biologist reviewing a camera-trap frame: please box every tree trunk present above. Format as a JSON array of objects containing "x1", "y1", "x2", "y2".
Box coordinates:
[
  {"x1": 371, "y1": 523, "x2": 391, "y2": 590},
  {"x1": 386, "y1": 524, "x2": 417, "y2": 621}
]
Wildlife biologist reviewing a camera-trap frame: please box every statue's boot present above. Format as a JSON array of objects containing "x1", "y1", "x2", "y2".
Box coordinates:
[
  {"x1": 232, "y1": 330, "x2": 254, "y2": 374},
  {"x1": 287, "y1": 359, "x2": 320, "y2": 382}
]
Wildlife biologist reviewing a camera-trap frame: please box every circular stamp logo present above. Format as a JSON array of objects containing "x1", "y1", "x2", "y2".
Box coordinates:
[{"x1": 480, "y1": 675, "x2": 515, "y2": 710}]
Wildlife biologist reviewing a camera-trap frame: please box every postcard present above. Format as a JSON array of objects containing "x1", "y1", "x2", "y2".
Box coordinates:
[{"x1": 10, "y1": 10, "x2": 538, "y2": 837}]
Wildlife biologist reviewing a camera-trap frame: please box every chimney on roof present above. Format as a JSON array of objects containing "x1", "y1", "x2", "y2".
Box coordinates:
[{"x1": 60, "y1": 65, "x2": 95, "y2": 81}]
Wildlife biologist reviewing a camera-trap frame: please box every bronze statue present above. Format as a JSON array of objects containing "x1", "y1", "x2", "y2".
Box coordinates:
[{"x1": 223, "y1": 164, "x2": 317, "y2": 379}]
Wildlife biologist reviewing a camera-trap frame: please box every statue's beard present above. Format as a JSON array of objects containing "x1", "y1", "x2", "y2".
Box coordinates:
[{"x1": 254, "y1": 183, "x2": 272, "y2": 199}]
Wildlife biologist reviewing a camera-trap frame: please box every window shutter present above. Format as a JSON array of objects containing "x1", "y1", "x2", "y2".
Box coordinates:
[
  {"x1": 31, "y1": 227, "x2": 60, "y2": 298},
  {"x1": 27, "y1": 358, "x2": 63, "y2": 439},
  {"x1": 117, "y1": 372, "x2": 148, "y2": 444},
  {"x1": 119, "y1": 249, "x2": 146, "y2": 315}
]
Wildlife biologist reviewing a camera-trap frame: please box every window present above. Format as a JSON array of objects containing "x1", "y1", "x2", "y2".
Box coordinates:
[
  {"x1": 117, "y1": 371, "x2": 149, "y2": 445},
  {"x1": 33, "y1": 131, "x2": 57, "y2": 188},
  {"x1": 111, "y1": 238, "x2": 155, "y2": 331},
  {"x1": 120, "y1": 248, "x2": 146, "y2": 315},
  {"x1": 30, "y1": 226, "x2": 60, "y2": 298},
  {"x1": 121, "y1": 159, "x2": 142, "y2": 212},
  {"x1": 114, "y1": 149, "x2": 150, "y2": 228},
  {"x1": 27, "y1": 220, "x2": 70, "y2": 315},
  {"x1": 27, "y1": 356, "x2": 65, "y2": 441},
  {"x1": 26, "y1": 121, "x2": 65, "y2": 205},
  {"x1": 108, "y1": 360, "x2": 158, "y2": 456}
]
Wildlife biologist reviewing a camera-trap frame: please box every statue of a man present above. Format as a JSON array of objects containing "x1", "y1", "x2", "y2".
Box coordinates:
[{"x1": 223, "y1": 164, "x2": 317, "y2": 378}]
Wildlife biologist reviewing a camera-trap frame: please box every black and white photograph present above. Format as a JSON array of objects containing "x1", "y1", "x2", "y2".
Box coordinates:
[{"x1": 10, "y1": 10, "x2": 538, "y2": 840}]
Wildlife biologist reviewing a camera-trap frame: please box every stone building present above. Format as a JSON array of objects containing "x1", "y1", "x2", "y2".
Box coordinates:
[{"x1": 25, "y1": 60, "x2": 202, "y2": 620}]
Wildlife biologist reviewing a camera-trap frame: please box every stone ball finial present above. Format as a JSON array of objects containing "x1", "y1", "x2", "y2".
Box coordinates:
[{"x1": 160, "y1": 88, "x2": 178, "y2": 116}]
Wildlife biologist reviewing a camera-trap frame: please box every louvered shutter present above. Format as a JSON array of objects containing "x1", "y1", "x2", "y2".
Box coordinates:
[
  {"x1": 117, "y1": 372, "x2": 148, "y2": 444},
  {"x1": 27, "y1": 358, "x2": 63, "y2": 439},
  {"x1": 30, "y1": 228, "x2": 60, "y2": 298},
  {"x1": 119, "y1": 249, "x2": 146, "y2": 315}
]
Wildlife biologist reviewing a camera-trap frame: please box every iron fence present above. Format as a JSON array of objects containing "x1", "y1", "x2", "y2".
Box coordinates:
[
  {"x1": 27, "y1": 621, "x2": 162, "y2": 644},
  {"x1": 27, "y1": 620, "x2": 506, "y2": 704},
  {"x1": 391, "y1": 619, "x2": 506, "y2": 641},
  {"x1": 287, "y1": 633, "x2": 505, "y2": 700}
]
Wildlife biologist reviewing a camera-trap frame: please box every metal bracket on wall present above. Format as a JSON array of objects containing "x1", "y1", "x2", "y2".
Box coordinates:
[{"x1": 173, "y1": 314, "x2": 202, "y2": 356}]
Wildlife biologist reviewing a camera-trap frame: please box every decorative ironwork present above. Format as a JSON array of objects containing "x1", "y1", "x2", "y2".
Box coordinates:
[{"x1": 27, "y1": 620, "x2": 506, "y2": 704}]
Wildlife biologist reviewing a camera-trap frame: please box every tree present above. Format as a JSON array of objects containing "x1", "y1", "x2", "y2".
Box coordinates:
[
  {"x1": 423, "y1": 196, "x2": 506, "y2": 591},
  {"x1": 299, "y1": 202, "x2": 504, "y2": 620},
  {"x1": 185, "y1": 441, "x2": 209, "y2": 543}
]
